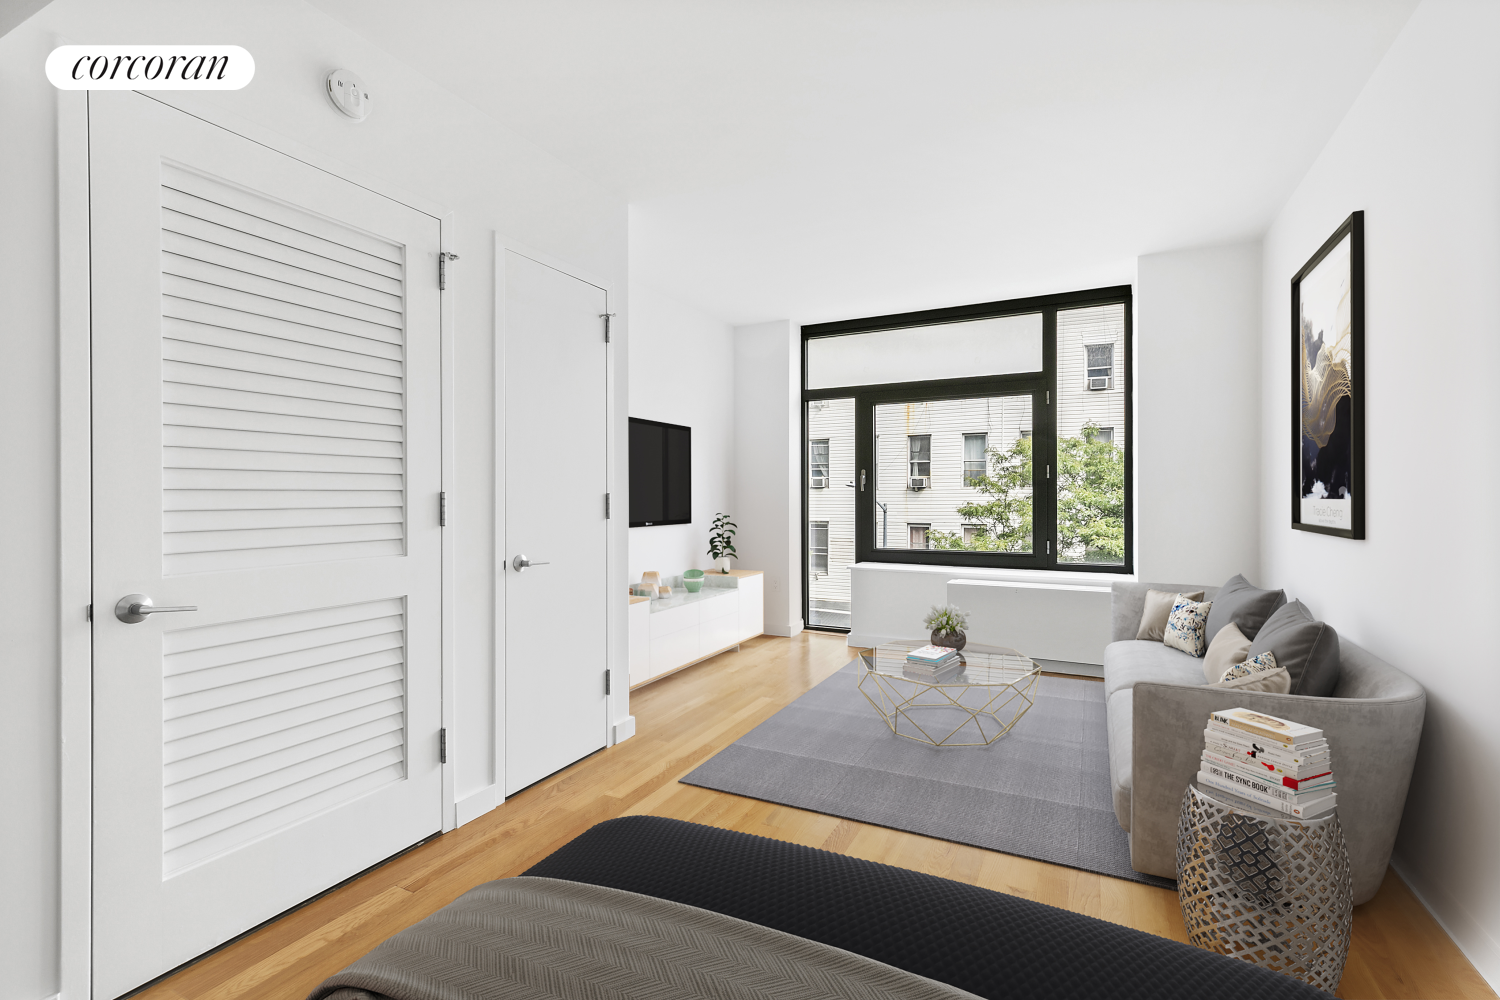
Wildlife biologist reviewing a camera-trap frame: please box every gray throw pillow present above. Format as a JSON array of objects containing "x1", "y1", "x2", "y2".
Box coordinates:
[
  {"x1": 1247, "y1": 600, "x2": 1341, "y2": 697},
  {"x1": 1204, "y1": 574, "x2": 1287, "y2": 644}
]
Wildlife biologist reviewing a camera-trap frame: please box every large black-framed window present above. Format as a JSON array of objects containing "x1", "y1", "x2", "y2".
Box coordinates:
[{"x1": 800, "y1": 286, "x2": 1133, "y2": 631}]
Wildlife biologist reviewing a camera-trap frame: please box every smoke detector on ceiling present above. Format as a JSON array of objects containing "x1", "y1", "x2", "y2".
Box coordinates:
[{"x1": 325, "y1": 69, "x2": 371, "y2": 122}]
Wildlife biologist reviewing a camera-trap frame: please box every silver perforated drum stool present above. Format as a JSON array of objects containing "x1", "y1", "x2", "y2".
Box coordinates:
[{"x1": 1176, "y1": 782, "x2": 1353, "y2": 994}]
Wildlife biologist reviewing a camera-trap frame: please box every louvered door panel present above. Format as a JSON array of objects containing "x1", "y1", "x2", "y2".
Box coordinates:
[
  {"x1": 92, "y1": 94, "x2": 444, "y2": 999},
  {"x1": 161, "y1": 598, "x2": 407, "y2": 875},
  {"x1": 160, "y1": 163, "x2": 408, "y2": 575}
]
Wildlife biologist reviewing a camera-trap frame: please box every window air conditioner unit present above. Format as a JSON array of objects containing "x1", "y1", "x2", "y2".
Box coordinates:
[
  {"x1": 809, "y1": 476, "x2": 828, "y2": 488},
  {"x1": 1087, "y1": 376, "x2": 1113, "y2": 391},
  {"x1": 908, "y1": 476, "x2": 930, "y2": 490}
]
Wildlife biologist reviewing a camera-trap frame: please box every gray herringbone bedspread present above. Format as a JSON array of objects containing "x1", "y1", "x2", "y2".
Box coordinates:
[{"x1": 309, "y1": 876, "x2": 980, "y2": 1000}]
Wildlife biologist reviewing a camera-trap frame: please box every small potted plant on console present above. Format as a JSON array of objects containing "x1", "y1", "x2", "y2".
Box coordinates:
[{"x1": 708, "y1": 513, "x2": 737, "y2": 573}]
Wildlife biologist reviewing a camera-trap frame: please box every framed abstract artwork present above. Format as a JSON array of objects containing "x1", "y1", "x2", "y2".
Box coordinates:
[{"x1": 1291, "y1": 211, "x2": 1364, "y2": 538}]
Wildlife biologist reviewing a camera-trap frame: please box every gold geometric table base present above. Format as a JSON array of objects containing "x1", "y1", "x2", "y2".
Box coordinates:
[
  {"x1": 857, "y1": 664, "x2": 1040, "y2": 747},
  {"x1": 1176, "y1": 783, "x2": 1353, "y2": 994}
]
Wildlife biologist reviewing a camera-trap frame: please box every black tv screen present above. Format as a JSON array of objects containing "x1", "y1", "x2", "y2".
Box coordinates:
[{"x1": 629, "y1": 417, "x2": 691, "y2": 527}]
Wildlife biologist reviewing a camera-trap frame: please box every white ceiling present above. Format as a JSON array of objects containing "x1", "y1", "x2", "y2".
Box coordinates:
[{"x1": 310, "y1": 0, "x2": 1416, "y2": 325}]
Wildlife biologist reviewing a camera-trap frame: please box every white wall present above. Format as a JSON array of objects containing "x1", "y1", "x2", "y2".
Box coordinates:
[
  {"x1": 0, "y1": 19, "x2": 63, "y2": 998},
  {"x1": 627, "y1": 281, "x2": 734, "y2": 583},
  {"x1": 1136, "y1": 241, "x2": 1263, "y2": 586},
  {"x1": 1257, "y1": 0, "x2": 1500, "y2": 986},
  {"x1": 0, "y1": 2, "x2": 627, "y2": 997},
  {"x1": 732, "y1": 320, "x2": 801, "y2": 635}
]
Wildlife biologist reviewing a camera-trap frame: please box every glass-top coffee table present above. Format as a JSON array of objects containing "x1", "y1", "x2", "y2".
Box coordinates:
[{"x1": 857, "y1": 640, "x2": 1041, "y2": 747}]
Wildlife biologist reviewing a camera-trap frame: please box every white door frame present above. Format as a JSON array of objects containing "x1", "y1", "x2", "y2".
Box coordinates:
[
  {"x1": 57, "y1": 90, "x2": 458, "y2": 1000},
  {"x1": 485, "y1": 233, "x2": 618, "y2": 819}
]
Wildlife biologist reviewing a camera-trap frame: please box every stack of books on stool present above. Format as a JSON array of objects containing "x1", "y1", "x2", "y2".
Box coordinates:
[
  {"x1": 903, "y1": 644, "x2": 962, "y2": 679},
  {"x1": 1197, "y1": 707, "x2": 1336, "y2": 819}
]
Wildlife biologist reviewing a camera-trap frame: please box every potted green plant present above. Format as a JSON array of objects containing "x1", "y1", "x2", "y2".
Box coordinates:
[
  {"x1": 923, "y1": 604, "x2": 969, "y2": 651},
  {"x1": 707, "y1": 513, "x2": 737, "y2": 573}
]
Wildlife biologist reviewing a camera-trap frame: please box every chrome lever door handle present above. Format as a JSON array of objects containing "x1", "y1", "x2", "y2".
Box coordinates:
[
  {"x1": 511, "y1": 554, "x2": 550, "y2": 573},
  {"x1": 115, "y1": 594, "x2": 199, "y2": 624}
]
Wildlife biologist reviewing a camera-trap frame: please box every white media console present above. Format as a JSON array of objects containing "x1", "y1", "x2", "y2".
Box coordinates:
[{"x1": 628, "y1": 570, "x2": 764, "y2": 687}]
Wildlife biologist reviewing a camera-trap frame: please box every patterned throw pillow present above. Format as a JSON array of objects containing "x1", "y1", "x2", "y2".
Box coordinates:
[
  {"x1": 1163, "y1": 594, "x2": 1212, "y2": 657},
  {"x1": 1215, "y1": 650, "x2": 1292, "y2": 693}
]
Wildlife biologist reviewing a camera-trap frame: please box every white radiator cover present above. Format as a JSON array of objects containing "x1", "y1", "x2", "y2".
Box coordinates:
[
  {"x1": 848, "y1": 564, "x2": 1119, "y2": 665},
  {"x1": 947, "y1": 579, "x2": 1113, "y2": 665}
]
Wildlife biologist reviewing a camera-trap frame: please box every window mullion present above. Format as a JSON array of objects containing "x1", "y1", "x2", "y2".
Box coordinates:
[{"x1": 1036, "y1": 309, "x2": 1059, "y2": 568}]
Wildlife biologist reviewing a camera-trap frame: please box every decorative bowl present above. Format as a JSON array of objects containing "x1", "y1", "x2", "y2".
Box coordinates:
[{"x1": 682, "y1": 569, "x2": 705, "y2": 593}]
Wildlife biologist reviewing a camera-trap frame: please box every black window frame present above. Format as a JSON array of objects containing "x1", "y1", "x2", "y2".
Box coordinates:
[
  {"x1": 809, "y1": 521, "x2": 829, "y2": 576},
  {"x1": 808, "y1": 438, "x2": 830, "y2": 487},
  {"x1": 799, "y1": 285, "x2": 1133, "y2": 624},
  {"x1": 907, "y1": 434, "x2": 931, "y2": 483},
  {"x1": 1085, "y1": 342, "x2": 1115, "y2": 384},
  {"x1": 963, "y1": 433, "x2": 988, "y2": 485}
]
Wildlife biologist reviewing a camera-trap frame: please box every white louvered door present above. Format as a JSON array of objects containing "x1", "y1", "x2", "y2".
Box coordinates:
[{"x1": 89, "y1": 92, "x2": 443, "y2": 1000}]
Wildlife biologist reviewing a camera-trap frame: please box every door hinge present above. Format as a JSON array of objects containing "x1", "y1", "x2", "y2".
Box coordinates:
[
  {"x1": 86, "y1": 603, "x2": 92, "y2": 622},
  {"x1": 439, "y1": 252, "x2": 459, "y2": 290},
  {"x1": 1046, "y1": 464, "x2": 1051, "y2": 479},
  {"x1": 604, "y1": 670, "x2": 611, "y2": 695},
  {"x1": 1046, "y1": 540, "x2": 1051, "y2": 555},
  {"x1": 1046, "y1": 390, "x2": 1050, "y2": 405},
  {"x1": 605, "y1": 492, "x2": 611, "y2": 519},
  {"x1": 439, "y1": 491, "x2": 447, "y2": 526},
  {"x1": 439, "y1": 727, "x2": 448, "y2": 764},
  {"x1": 600, "y1": 312, "x2": 615, "y2": 342}
]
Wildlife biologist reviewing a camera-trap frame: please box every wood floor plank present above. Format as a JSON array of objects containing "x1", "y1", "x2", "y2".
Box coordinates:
[{"x1": 133, "y1": 631, "x2": 1492, "y2": 1000}]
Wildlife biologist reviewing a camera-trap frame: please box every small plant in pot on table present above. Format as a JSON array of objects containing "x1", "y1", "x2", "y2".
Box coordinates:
[
  {"x1": 924, "y1": 604, "x2": 969, "y2": 652},
  {"x1": 708, "y1": 513, "x2": 737, "y2": 573}
]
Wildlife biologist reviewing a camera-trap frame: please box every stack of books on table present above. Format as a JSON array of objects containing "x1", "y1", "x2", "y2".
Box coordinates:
[
  {"x1": 1197, "y1": 707, "x2": 1336, "y2": 819},
  {"x1": 903, "y1": 644, "x2": 961, "y2": 678}
]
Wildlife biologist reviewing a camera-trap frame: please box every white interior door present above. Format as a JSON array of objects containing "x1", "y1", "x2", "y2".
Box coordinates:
[
  {"x1": 502, "y1": 248, "x2": 609, "y2": 796},
  {"x1": 89, "y1": 92, "x2": 444, "y2": 999}
]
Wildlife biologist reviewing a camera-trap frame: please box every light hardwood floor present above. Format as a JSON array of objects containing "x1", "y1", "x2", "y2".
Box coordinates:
[{"x1": 139, "y1": 631, "x2": 1492, "y2": 1000}]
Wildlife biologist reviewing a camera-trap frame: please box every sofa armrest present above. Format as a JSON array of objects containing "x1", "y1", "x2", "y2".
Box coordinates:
[{"x1": 1131, "y1": 680, "x2": 1425, "y2": 904}]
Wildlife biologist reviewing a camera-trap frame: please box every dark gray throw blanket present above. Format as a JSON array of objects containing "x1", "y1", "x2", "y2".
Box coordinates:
[{"x1": 309, "y1": 876, "x2": 981, "y2": 1000}]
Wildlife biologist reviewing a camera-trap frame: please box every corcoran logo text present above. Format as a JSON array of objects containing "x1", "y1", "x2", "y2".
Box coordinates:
[{"x1": 46, "y1": 46, "x2": 254, "y2": 90}]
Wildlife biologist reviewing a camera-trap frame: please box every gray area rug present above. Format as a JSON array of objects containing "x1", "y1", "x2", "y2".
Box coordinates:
[{"x1": 681, "y1": 660, "x2": 1174, "y2": 888}]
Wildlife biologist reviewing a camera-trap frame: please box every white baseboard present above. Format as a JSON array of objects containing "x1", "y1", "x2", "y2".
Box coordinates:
[
  {"x1": 612, "y1": 715, "x2": 637, "y2": 744},
  {"x1": 454, "y1": 784, "x2": 498, "y2": 827},
  {"x1": 1389, "y1": 852, "x2": 1500, "y2": 993}
]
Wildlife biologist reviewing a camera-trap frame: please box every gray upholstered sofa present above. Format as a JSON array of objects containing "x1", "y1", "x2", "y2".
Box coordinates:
[{"x1": 1105, "y1": 580, "x2": 1426, "y2": 905}]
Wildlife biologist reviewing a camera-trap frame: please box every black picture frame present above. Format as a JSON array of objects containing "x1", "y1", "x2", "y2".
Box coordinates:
[{"x1": 1290, "y1": 211, "x2": 1364, "y2": 539}]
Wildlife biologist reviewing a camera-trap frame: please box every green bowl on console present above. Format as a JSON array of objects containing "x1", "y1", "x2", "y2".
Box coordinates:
[{"x1": 682, "y1": 569, "x2": 705, "y2": 593}]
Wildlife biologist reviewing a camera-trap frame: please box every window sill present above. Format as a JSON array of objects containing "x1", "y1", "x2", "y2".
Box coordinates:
[{"x1": 849, "y1": 562, "x2": 1133, "y2": 587}]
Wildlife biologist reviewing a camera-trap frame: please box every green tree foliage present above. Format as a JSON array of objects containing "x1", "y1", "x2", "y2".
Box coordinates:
[
  {"x1": 932, "y1": 435, "x2": 1034, "y2": 552},
  {"x1": 931, "y1": 423, "x2": 1123, "y2": 561}
]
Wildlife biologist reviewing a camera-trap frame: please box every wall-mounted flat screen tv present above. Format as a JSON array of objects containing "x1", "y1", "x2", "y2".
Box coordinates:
[{"x1": 629, "y1": 417, "x2": 691, "y2": 527}]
